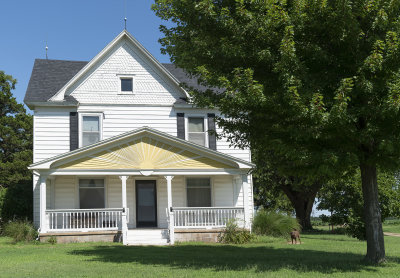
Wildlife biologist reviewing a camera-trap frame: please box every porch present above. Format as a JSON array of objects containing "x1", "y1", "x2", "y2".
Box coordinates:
[{"x1": 37, "y1": 174, "x2": 251, "y2": 245}]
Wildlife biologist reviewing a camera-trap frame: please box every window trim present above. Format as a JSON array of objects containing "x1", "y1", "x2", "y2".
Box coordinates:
[
  {"x1": 117, "y1": 74, "x2": 135, "y2": 95},
  {"x1": 79, "y1": 113, "x2": 103, "y2": 148},
  {"x1": 77, "y1": 177, "x2": 106, "y2": 209},
  {"x1": 185, "y1": 176, "x2": 214, "y2": 207},
  {"x1": 185, "y1": 115, "x2": 209, "y2": 148}
]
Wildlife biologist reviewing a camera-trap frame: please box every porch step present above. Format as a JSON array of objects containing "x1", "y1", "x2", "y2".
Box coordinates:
[{"x1": 126, "y1": 229, "x2": 169, "y2": 245}]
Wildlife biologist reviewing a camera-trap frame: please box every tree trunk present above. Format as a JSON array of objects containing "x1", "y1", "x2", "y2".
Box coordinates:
[
  {"x1": 360, "y1": 163, "x2": 385, "y2": 263},
  {"x1": 280, "y1": 184, "x2": 319, "y2": 230}
]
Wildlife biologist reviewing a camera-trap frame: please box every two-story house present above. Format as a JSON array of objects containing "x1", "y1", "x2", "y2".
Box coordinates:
[{"x1": 24, "y1": 30, "x2": 254, "y2": 245}]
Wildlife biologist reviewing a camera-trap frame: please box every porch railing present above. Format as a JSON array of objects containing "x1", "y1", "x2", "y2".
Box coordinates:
[
  {"x1": 45, "y1": 208, "x2": 126, "y2": 231},
  {"x1": 171, "y1": 207, "x2": 245, "y2": 228}
]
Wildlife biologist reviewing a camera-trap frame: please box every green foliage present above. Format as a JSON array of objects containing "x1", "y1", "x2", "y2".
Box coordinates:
[
  {"x1": 0, "y1": 71, "x2": 33, "y2": 188},
  {"x1": 0, "y1": 71, "x2": 33, "y2": 221},
  {"x1": 47, "y1": 236, "x2": 57, "y2": 245},
  {"x1": 252, "y1": 210, "x2": 301, "y2": 238},
  {"x1": 152, "y1": 0, "x2": 400, "y2": 261},
  {"x1": 318, "y1": 171, "x2": 400, "y2": 240},
  {"x1": 3, "y1": 220, "x2": 37, "y2": 243},
  {"x1": 218, "y1": 219, "x2": 253, "y2": 244},
  {"x1": 0, "y1": 180, "x2": 33, "y2": 221}
]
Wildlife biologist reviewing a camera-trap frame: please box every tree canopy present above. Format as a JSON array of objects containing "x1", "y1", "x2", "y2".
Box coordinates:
[
  {"x1": 153, "y1": 0, "x2": 400, "y2": 262},
  {"x1": 0, "y1": 71, "x2": 32, "y2": 187}
]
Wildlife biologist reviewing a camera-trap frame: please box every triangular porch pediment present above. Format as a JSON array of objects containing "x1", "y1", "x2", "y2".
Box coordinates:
[{"x1": 55, "y1": 136, "x2": 236, "y2": 170}]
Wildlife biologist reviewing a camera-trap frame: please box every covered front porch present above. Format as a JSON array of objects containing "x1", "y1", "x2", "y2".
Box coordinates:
[
  {"x1": 36, "y1": 173, "x2": 250, "y2": 244},
  {"x1": 29, "y1": 127, "x2": 254, "y2": 245}
]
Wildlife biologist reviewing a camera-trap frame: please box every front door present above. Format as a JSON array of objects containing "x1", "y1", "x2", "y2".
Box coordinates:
[{"x1": 136, "y1": 180, "x2": 157, "y2": 227}]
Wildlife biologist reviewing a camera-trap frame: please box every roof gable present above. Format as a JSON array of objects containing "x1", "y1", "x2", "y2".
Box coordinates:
[
  {"x1": 50, "y1": 30, "x2": 189, "y2": 103},
  {"x1": 29, "y1": 127, "x2": 254, "y2": 170}
]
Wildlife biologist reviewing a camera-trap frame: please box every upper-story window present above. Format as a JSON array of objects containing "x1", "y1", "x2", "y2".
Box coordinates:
[
  {"x1": 121, "y1": 78, "x2": 133, "y2": 92},
  {"x1": 81, "y1": 114, "x2": 102, "y2": 147},
  {"x1": 187, "y1": 117, "x2": 207, "y2": 146}
]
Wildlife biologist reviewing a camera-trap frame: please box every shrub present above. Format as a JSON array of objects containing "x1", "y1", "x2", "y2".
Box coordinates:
[
  {"x1": 3, "y1": 220, "x2": 38, "y2": 242},
  {"x1": 1, "y1": 181, "x2": 33, "y2": 222},
  {"x1": 252, "y1": 210, "x2": 301, "y2": 238},
  {"x1": 218, "y1": 219, "x2": 253, "y2": 244},
  {"x1": 47, "y1": 236, "x2": 57, "y2": 245}
]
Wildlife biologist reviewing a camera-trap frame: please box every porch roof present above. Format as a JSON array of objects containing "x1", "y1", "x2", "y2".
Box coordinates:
[{"x1": 29, "y1": 127, "x2": 254, "y2": 173}]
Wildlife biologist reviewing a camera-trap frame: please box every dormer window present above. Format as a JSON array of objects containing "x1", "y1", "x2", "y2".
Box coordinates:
[{"x1": 121, "y1": 78, "x2": 133, "y2": 92}]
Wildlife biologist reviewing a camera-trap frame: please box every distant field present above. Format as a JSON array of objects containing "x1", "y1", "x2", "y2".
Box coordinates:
[{"x1": 1, "y1": 232, "x2": 400, "y2": 277}]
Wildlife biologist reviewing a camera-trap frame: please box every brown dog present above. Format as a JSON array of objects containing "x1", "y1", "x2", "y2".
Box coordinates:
[{"x1": 290, "y1": 229, "x2": 301, "y2": 244}]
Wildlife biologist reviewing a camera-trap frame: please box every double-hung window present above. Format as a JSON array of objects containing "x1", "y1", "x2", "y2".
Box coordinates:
[
  {"x1": 81, "y1": 115, "x2": 101, "y2": 147},
  {"x1": 79, "y1": 179, "x2": 105, "y2": 209},
  {"x1": 186, "y1": 178, "x2": 211, "y2": 207},
  {"x1": 187, "y1": 117, "x2": 207, "y2": 146}
]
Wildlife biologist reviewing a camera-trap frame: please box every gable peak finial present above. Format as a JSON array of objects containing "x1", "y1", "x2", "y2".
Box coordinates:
[
  {"x1": 45, "y1": 42, "x2": 48, "y2": 60},
  {"x1": 124, "y1": 17, "x2": 127, "y2": 30}
]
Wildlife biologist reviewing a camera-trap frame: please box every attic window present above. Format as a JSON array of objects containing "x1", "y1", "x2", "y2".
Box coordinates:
[{"x1": 121, "y1": 78, "x2": 133, "y2": 92}]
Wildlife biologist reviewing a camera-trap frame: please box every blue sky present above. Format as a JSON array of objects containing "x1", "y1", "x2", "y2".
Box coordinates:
[{"x1": 0, "y1": 0, "x2": 171, "y2": 110}]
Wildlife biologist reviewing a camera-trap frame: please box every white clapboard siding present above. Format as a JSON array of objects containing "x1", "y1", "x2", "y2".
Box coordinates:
[
  {"x1": 213, "y1": 175, "x2": 235, "y2": 207},
  {"x1": 157, "y1": 178, "x2": 168, "y2": 229},
  {"x1": 33, "y1": 108, "x2": 71, "y2": 163},
  {"x1": 79, "y1": 105, "x2": 177, "y2": 140},
  {"x1": 54, "y1": 176, "x2": 76, "y2": 209},
  {"x1": 69, "y1": 39, "x2": 184, "y2": 105}
]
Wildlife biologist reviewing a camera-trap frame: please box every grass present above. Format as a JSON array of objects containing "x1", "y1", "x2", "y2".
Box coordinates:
[{"x1": 0, "y1": 233, "x2": 400, "y2": 277}]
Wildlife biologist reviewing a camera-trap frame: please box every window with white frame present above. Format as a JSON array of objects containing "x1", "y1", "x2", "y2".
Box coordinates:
[
  {"x1": 79, "y1": 179, "x2": 105, "y2": 209},
  {"x1": 120, "y1": 77, "x2": 133, "y2": 93},
  {"x1": 186, "y1": 178, "x2": 211, "y2": 207},
  {"x1": 81, "y1": 115, "x2": 101, "y2": 147},
  {"x1": 187, "y1": 117, "x2": 207, "y2": 146}
]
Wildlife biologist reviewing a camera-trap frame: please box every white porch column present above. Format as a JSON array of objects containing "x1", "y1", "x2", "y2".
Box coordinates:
[
  {"x1": 165, "y1": 175, "x2": 174, "y2": 244},
  {"x1": 39, "y1": 174, "x2": 48, "y2": 233},
  {"x1": 242, "y1": 174, "x2": 251, "y2": 230},
  {"x1": 119, "y1": 175, "x2": 129, "y2": 245}
]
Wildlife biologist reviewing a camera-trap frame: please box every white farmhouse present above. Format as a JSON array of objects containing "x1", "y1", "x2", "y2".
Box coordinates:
[{"x1": 24, "y1": 30, "x2": 254, "y2": 245}]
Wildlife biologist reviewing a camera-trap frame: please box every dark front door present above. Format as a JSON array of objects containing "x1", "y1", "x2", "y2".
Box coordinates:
[{"x1": 136, "y1": 180, "x2": 157, "y2": 227}]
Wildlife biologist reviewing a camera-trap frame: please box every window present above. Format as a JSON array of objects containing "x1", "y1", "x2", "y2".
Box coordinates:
[
  {"x1": 79, "y1": 179, "x2": 105, "y2": 209},
  {"x1": 81, "y1": 115, "x2": 101, "y2": 147},
  {"x1": 187, "y1": 178, "x2": 211, "y2": 207},
  {"x1": 121, "y1": 78, "x2": 133, "y2": 92},
  {"x1": 188, "y1": 117, "x2": 206, "y2": 146}
]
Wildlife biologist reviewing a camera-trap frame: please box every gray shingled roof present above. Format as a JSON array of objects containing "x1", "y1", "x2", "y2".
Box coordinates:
[
  {"x1": 24, "y1": 59, "x2": 207, "y2": 104},
  {"x1": 24, "y1": 59, "x2": 89, "y2": 103}
]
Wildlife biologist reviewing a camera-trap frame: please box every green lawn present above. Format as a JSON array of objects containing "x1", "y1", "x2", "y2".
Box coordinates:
[{"x1": 0, "y1": 233, "x2": 399, "y2": 278}]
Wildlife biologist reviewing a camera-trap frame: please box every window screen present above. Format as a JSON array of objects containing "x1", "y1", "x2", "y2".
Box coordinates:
[
  {"x1": 187, "y1": 178, "x2": 211, "y2": 207},
  {"x1": 188, "y1": 117, "x2": 206, "y2": 146},
  {"x1": 82, "y1": 116, "x2": 100, "y2": 147},
  {"x1": 121, "y1": 78, "x2": 133, "y2": 92},
  {"x1": 79, "y1": 179, "x2": 105, "y2": 209}
]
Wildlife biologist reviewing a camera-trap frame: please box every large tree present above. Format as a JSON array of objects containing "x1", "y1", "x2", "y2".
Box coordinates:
[
  {"x1": 0, "y1": 71, "x2": 32, "y2": 187},
  {"x1": 0, "y1": 71, "x2": 33, "y2": 220},
  {"x1": 252, "y1": 148, "x2": 324, "y2": 230},
  {"x1": 153, "y1": 0, "x2": 400, "y2": 262}
]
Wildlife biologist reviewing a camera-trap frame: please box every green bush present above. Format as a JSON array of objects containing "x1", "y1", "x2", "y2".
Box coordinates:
[
  {"x1": 252, "y1": 210, "x2": 301, "y2": 238},
  {"x1": 3, "y1": 220, "x2": 38, "y2": 243},
  {"x1": 1, "y1": 181, "x2": 33, "y2": 222},
  {"x1": 218, "y1": 219, "x2": 253, "y2": 244},
  {"x1": 47, "y1": 236, "x2": 57, "y2": 245}
]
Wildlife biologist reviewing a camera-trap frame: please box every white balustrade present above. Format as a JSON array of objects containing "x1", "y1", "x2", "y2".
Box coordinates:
[
  {"x1": 171, "y1": 207, "x2": 245, "y2": 228},
  {"x1": 46, "y1": 208, "x2": 125, "y2": 231}
]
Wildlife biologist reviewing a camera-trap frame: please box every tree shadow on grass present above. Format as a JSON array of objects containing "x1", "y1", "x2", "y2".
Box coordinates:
[{"x1": 68, "y1": 244, "x2": 390, "y2": 274}]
